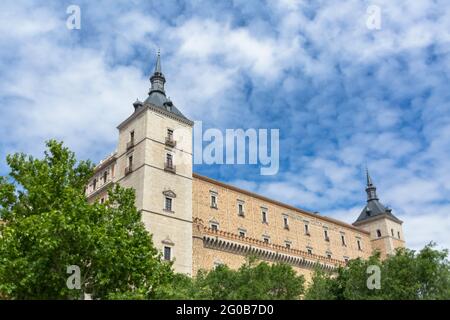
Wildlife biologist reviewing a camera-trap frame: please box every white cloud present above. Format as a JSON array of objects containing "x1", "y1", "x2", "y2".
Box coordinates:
[{"x1": 0, "y1": 0, "x2": 449, "y2": 252}]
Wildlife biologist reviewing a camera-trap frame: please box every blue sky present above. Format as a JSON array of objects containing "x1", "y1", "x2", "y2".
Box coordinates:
[{"x1": 1, "y1": 0, "x2": 450, "y2": 250}]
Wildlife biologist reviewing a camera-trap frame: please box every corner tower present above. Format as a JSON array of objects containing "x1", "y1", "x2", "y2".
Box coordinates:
[
  {"x1": 353, "y1": 169, "x2": 405, "y2": 258},
  {"x1": 116, "y1": 52, "x2": 194, "y2": 274}
]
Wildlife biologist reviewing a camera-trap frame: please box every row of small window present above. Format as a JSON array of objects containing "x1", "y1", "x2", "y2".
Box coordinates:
[
  {"x1": 376, "y1": 228, "x2": 401, "y2": 239},
  {"x1": 127, "y1": 129, "x2": 175, "y2": 148},
  {"x1": 90, "y1": 168, "x2": 113, "y2": 192},
  {"x1": 211, "y1": 194, "x2": 288, "y2": 226},
  {"x1": 210, "y1": 195, "x2": 362, "y2": 249},
  {"x1": 209, "y1": 223, "x2": 363, "y2": 251}
]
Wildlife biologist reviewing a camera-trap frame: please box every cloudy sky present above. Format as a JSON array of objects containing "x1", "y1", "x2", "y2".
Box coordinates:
[{"x1": 1, "y1": 0, "x2": 449, "y2": 251}]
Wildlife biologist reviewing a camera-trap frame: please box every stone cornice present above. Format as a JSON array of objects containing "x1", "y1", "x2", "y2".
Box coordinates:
[
  {"x1": 193, "y1": 218, "x2": 344, "y2": 270},
  {"x1": 117, "y1": 103, "x2": 193, "y2": 130},
  {"x1": 353, "y1": 213, "x2": 403, "y2": 226}
]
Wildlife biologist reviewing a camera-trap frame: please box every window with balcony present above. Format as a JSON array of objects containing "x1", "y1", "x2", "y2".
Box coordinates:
[
  {"x1": 164, "y1": 153, "x2": 175, "y2": 173},
  {"x1": 127, "y1": 131, "x2": 135, "y2": 150},
  {"x1": 125, "y1": 155, "x2": 133, "y2": 175},
  {"x1": 165, "y1": 129, "x2": 176, "y2": 147}
]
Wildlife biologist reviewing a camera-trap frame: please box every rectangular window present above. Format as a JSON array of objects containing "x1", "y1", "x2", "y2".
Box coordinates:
[
  {"x1": 211, "y1": 223, "x2": 218, "y2": 231},
  {"x1": 391, "y1": 228, "x2": 394, "y2": 237},
  {"x1": 127, "y1": 131, "x2": 135, "y2": 150},
  {"x1": 166, "y1": 153, "x2": 173, "y2": 167},
  {"x1": 341, "y1": 234, "x2": 346, "y2": 246},
  {"x1": 324, "y1": 229, "x2": 329, "y2": 241},
  {"x1": 163, "y1": 246, "x2": 171, "y2": 261},
  {"x1": 103, "y1": 171, "x2": 108, "y2": 183},
  {"x1": 238, "y1": 203, "x2": 244, "y2": 216},
  {"x1": 93, "y1": 178, "x2": 97, "y2": 190},
  {"x1": 239, "y1": 230, "x2": 246, "y2": 238},
  {"x1": 262, "y1": 210, "x2": 268, "y2": 223},
  {"x1": 100, "y1": 198, "x2": 105, "y2": 204},
  {"x1": 307, "y1": 248, "x2": 313, "y2": 255},
  {"x1": 165, "y1": 197, "x2": 172, "y2": 211},
  {"x1": 327, "y1": 253, "x2": 332, "y2": 259},
  {"x1": 211, "y1": 195, "x2": 217, "y2": 208},
  {"x1": 398, "y1": 231, "x2": 401, "y2": 239},
  {"x1": 304, "y1": 224, "x2": 310, "y2": 235},
  {"x1": 167, "y1": 129, "x2": 173, "y2": 140},
  {"x1": 357, "y1": 239, "x2": 362, "y2": 251},
  {"x1": 283, "y1": 216, "x2": 289, "y2": 229},
  {"x1": 344, "y1": 257, "x2": 349, "y2": 264},
  {"x1": 263, "y1": 236, "x2": 270, "y2": 244},
  {"x1": 376, "y1": 229, "x2": 382, "y2": 238},
  {"x1": 285, "y1": 242, "x2": 291, "y2": 249},
  {"x1": 128, "y1": 155, "x2": 133, "y2": 168}
]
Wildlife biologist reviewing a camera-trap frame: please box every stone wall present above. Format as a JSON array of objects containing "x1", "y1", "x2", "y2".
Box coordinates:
[{"x1": 192, "y1": 174, "x2": 371, "y2": 276}]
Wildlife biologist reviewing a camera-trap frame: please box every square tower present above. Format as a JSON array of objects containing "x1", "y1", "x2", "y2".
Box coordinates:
[
  {"x1": 115, "y1": 52, "x2": 194, "y2": 274},
  {"x1": 353, "y1": 170, "x2": 405, "y2": 259}
]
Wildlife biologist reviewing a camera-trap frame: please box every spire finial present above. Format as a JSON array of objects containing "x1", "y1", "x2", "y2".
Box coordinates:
[
  {"x1": 149, "y1": 50, "x2": 166, "y2": 95},
  {"x1": 366, "y1": 166, "x2": 373, "y2": 187},
  {"x1": 155, "y1": 49, "x2": 162, "y2": 74}
]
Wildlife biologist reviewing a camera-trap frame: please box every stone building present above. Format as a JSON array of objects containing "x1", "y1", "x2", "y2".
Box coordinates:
[{"x1": 86, "y1": 53, "x2": 405, "y2": 279}]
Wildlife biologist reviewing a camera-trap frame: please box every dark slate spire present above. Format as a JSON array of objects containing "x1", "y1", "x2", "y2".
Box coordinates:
[
  {"x1": 149, "y1": 50, "x2": 166, "y2": 95},
  {"x1": 365, "y1": 168, "x2": 378, "y2": 201},
  {"x1": 143, "y1": 51, "x2": 191, "y2": 122},
  {"x1": 353, "y1": 169, "x2": 402, "y2": 225}
]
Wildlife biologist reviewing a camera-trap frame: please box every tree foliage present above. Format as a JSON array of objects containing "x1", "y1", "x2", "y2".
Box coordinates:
[
  {"x1": 0, "y1": 140, "x2": 172, "y2": 299},
  {"x1": 155, "y1": 257, "x2": 306, "y2": 300},
  {"x1": 305, "y1": 244, "x2": 450, "y2": 300}
]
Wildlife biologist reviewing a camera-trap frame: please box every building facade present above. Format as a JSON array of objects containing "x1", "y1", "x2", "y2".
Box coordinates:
[{"x1": 86, "y1": 54, "x2": 405, "y2": 280}]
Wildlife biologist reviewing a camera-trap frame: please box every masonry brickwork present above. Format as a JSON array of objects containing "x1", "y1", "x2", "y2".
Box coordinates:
[{"x1": 86, "y1": 53, "x2": 405, "y2": 278}]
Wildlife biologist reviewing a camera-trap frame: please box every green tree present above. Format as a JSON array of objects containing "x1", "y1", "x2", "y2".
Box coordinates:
[
  {"x1": 305, "y1": 244, "x2": 450, "y2": 300},
  {"x1": 0, "y1": 140, "x2": 173, "y2": 299},
  {"x1": 157, "y1": 257, "x2": 306, "y2": 300},
  {"x1": 303, "y1": 268, "x2": 336, "y2": 300}
]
